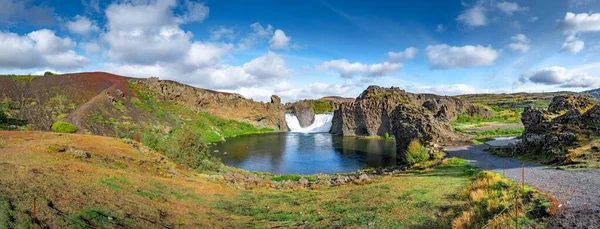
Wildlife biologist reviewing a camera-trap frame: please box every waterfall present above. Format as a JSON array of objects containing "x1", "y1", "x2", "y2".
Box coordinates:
[{"x1": 286, "y1": 113, "x2": 333, "y2": 133}]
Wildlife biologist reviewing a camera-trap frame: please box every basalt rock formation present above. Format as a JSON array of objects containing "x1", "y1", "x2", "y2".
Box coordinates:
[
  {"x1": 391, "y1": 103, "x2": 466, "y2": 164},
  {"x1": 142, "y1": 77, "x2": 288, "y2": 131},
  {"x1": 504, "y1": 95, "x2": 599, "y2": 163},
  {"x1": 289, "y1": 101, "x2": 315, "y2": 128},
  {"x1": 330, "y1": 85, "x2": 489, "y2": 137}
]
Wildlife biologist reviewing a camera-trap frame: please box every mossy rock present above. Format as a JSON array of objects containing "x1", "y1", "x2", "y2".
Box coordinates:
[{"x1": 51, "y1": 122, "x2": 77, "y2": 133}]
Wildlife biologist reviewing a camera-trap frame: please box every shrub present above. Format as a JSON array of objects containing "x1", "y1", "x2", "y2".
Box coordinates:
[
  {"x1": 406, "y1": 139, "x2": 430, "y2": 164},
  {"x1": 142, "y1": 130, "x2": 161, "y2": 150},
  {"x1": 43, "y1": 71, "x2": 55, "y2": 76},
  {"x1": 0, "y1": 109, "x2": 6, "y2": 123},
  {"x1": 51, "y1": 122, "x2": 77, "y2": 133},
  {"x1": 161, "y1": 126, "x2": 222, "y2": 171}
]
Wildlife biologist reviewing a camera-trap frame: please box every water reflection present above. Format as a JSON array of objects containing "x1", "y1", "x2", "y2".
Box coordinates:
[{"x1": 211, "y1": 132, "x2": 397, "y2": 174}]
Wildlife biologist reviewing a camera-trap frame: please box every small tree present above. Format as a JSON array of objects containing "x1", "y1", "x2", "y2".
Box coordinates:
[
  {"x1": 406, "y1": 139, "x2": 430, "y2": 165},
  {"x1": 162, "y1": 126, "x2": 221, "y2": 171},
  {"x1": 44, "y1": 71, "x2": 55, "y2": 76}
]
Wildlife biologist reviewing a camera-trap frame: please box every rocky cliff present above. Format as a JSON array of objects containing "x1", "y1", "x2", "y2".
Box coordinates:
[
  {"x1": 141, "y1": 77, "x2": 288, "y2": 131},
  {"x1": 331, "y1": 86, "x2": 489, "y2": 137},
  {"x1": 503, "y1": 95, "x2": 598, "y2": 163}
]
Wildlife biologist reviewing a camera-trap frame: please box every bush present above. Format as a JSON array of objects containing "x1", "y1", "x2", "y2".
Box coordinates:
[
  {"x1": 406, "y1": 139, "x2": 430, "y2": 164},
  {"x1": 141, "y1": 129, "x2": 161, "y2": 150},
  {"x1": 161, "y1": 126, "x2": 221, "y2": 171},
  {"x1": 44, "y1": 71, "x2": 55, "y2": 76},
  {"x1": 0, "y1": 109, "x2": 6, "y2": 123},
  {"x1": 51, "y1": 122, "x2": 77, "y2": 133}
]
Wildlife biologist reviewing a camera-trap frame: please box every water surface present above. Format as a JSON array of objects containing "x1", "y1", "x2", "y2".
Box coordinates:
[{"x1": 211, "y1": 132, "x2": 397, "y2": 174}]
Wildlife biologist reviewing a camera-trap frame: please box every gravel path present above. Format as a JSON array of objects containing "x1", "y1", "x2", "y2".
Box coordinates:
[{"x1": 445, "y1": 140, "x2": 600, "y2": 228}]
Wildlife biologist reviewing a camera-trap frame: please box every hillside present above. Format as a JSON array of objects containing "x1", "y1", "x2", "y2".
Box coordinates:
[
  {"x1": 0, "y1": 72, "x2": 285, "y2": 141},
  {"x1": 0, "y1": 132, "x2": 551, "y2": 228},
  {"x1": 455, "y1": 91, "x2": 579, "y2": 110}
]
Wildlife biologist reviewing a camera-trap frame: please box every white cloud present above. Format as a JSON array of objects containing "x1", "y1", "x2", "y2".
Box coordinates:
[
  {"x1": 80, "y1": 41, "x2": 101, "y2": 53},
  {"x1": 529, "y1": 16, "x2": 538, "y2": 22},
  {"x1": 274, "y1": 82, "x2": 353, "y2": 102},
  {"x1": 507, "y1": 34, "x2": 530, "y2": 53},
  {"x1": 210, "y1": 26, "x2": 235, "y2": 41},
  {"x1": 425, "y1": 44, "x2": 499, "y2": 69},
  {"x1": 561, "y1": 34, "x2": 585, "y2": 53},
  {"x1": 496, "y1": 2, "x2": 527, "y2": 15},
  {"x1": 520, "y1": 66, "x2": 599, "y2": 88},
  {"x1": 65, "y1": 15, "x2": 99, "y2": 36},
  {"x1": 457, "y1": 5, "x2": 487, "y2": 27},
  {"x1": 103, "y1": 0, "x2": 193, "y2": 65},
  {"x1": 0, "y1": 29, "x2": 87, "y2": 69},
  {"x1": 558, "y1": 12, "x2": 600, "y2": 34},
  {"x1": 387, "y1": 47, "x2": 418, "y2": 63},
  {"x1": 413, "y1": 84, "x2": 489, "y2": 95},
  {"x1": 316, "y1": 59, "x2": 401, "y2": 78},
  {"x1": 242, "y1": 51, "x2": 290, "y2": 80},
  {"x1": 436, "y1": 24, "x2": 446, "y2": 33},
  {"x1": 238, "y1": 22, "x2": 274, "y2": 50},
  {"x1": 269, "y1": 29, "x2": 291, "y2": 50},
  {"x1": 182, "y1": 0, "x2": 209, "y2": 23}
]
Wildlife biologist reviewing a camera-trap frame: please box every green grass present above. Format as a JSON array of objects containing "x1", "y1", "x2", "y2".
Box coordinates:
[
  {"x1": 467, "y1": 128, "x2": 524, "y2": 137},
  {"x1": 4, "y1": 75, "x2": 38, "y2": 82},
  {"x1": 312, "y1": 100, "x2": 333, "y2": 114},
  {"x1": 471, "y1": 137, "x2": 494, "y2": 145},
  {"x1": 192, "y1": 113, "x2": 274, "y2": 143},
  {"x1": 270, "y1": 174, "x2": 316, "y2": 182}
]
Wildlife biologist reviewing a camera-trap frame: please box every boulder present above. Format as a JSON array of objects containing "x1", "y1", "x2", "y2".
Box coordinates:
[
  {"x1": 391, "y1": 104, "x2": 465, "y2": 165},
  {"x1": 298, "y1": 177, "x2": 309, "y2": 186},
  {"x1": 270, "y1": 95, "x2": 281, "y2": 104},
  {"x1": 291, "y1": 102, "x2": 315, "y2": 128},
  {"x1": 467, "y1": 105, "x2": 493, "y2": 119}
]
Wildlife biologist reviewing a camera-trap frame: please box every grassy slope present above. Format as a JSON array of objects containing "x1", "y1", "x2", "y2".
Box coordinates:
[
  {"x1": 0, "y1": 74, "x2": 273, "y2": 142},
  {"x1": 0, "y1": 132, "x2": 550, "y2": 228}
]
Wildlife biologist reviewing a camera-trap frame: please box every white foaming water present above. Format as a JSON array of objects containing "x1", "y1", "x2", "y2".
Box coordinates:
[{"x1": 286, "y1": 113, "x2": 333, "y2": 133}]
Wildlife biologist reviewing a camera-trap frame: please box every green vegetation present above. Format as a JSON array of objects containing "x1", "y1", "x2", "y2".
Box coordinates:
[
  {"x1": 312, "y1": 100, "x2": 334, "y2": 114},
  {"x1": 456, "y1": 92, "x2": 576, "y2": 110},
  {"x1": 471, "y1": 137, "x2": 494, "y2": 145},
  {"x1": 406, "y1": 139, "x2": 430, "y2": 164},
  {"x1": 193, "y1": 113, "x2": 274, "y2": 143},
  {"x1": 4, "y1": 74, "x2": 38, "y2": 82},
  {"x1": 270, "y1": 174, "x2": 316, "y2": 182},
  {"x1": 0, "y1": 132, "x2": 551, "y2": 228},
  {"x1": 468, "y1": 128, "x2": 524, "y2": 138},
  {"x1": 43, "y1": 71, "x2": 55, "y2": 76},
  {"x1": 451, "y1": 170, "x2": 551, "y2": 228},
  {"x1": 51, "y1": 121, "x2": 78, "y2": 133}
]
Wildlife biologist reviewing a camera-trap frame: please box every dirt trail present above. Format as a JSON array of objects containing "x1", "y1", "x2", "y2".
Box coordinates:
[
  {"x1": 445, "y1": 142, "x2": 600, "y2": 228},
  {"x1": 65, "y1": 79, "x2": 126, "y2": 133}
]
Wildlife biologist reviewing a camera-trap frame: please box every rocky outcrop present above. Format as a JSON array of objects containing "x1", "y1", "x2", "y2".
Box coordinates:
[
  {"x1": 547, "y1": 95, "x2": 595, "y2": 114},
  {"x1": 391, "y1": 104, "x2": 465, "y2": 164},
  {"x1": 141, "y1": 77, "x2": 288, "y2": 131},
  {"x1": 331, "y1": 85, "x2": 477, "y2": 137},
  {"x1": 503, "y1": 96, "x2": 599, "y2": 163},
  {"x1": 270, "y1": 95, "x2": 281, "y2": 104},
  {"x1": 291, "y1": 101, "x2": 315, "y2": 128}
]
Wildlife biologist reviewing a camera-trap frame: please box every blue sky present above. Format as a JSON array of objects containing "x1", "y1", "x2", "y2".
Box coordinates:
[{"x1": 2, "y1": 0, "x2": 600, "y2": 102}]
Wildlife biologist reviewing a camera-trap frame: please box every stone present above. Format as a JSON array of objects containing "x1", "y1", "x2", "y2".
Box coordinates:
[
  {"x1": 116, "y1": 89, "x2": 125, "y2": 97},
  {"x1": 270, "y1": 95, "x2": 281, "y2": 104},
  {"x1": 357, "y1": 174, "x2": 370, "y2": 182},
  {"x1": 220, "y1": 137, "x2": 226, "y2": 143},
  {"x1": 298, "y1": 177, "x2": 309, "y2": 186},
  {"x1": 291, "y1": 101, "x2": 315, "y2": 128}
]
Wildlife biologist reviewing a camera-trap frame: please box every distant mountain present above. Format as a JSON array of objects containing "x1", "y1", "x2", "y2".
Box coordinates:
[{"x1": 582, "y1": 88, "x2": 600, "y2": 101}]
